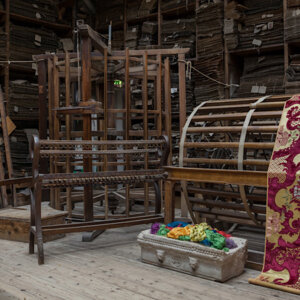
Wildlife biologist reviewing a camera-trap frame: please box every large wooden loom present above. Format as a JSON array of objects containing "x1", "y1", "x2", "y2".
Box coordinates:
[
  {"x1": 34, "y1": 22, "x2": 189, "y2": 224},
  {"x1": 164, "y1": 94, "x2": 291, "y2": 268}
]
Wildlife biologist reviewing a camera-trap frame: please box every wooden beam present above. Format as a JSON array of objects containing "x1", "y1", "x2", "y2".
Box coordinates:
[
  {"x1": 78, "y1": 23, "x2": 111, "y2": 55},
  {"x1": 81, "y1": 35, "x2": 93, "y2": 221},
  {"x1": 164, "y1": 167, "x2": 268, "y2": 187}
]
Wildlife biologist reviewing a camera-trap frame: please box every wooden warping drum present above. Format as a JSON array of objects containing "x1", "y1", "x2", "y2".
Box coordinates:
[{"x1": 179, "y1": 94, "x2": 291, "y2": 227}]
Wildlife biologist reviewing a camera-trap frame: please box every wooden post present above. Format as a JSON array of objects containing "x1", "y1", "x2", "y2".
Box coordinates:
[
  {"x1": 47, "y1": 58, "x2": 55, "y2": 207},
  {"x1": 65, "y1": 52, "x2": 72, "y2": 219},
  {"x1": 158, "y1": 0, "x2": 162, "y2": 47},
  {"x1": 164, "y1": 180, "x2": 174, "y2": 224},
  {"x1": 157, "y1": 54, "x2": 162, "y2": 136},
  {"x1": 103, "y1": 49, "x2": 109, "y2": 220},
  {"x1": 53, "y1": 55, "x2": 60, "y2": 210},
  {"x1": 224, "y1": 0, "x2": 230, "y2": 99},
  {"x1": 143, "y1": 52, "x2": 149, "y2": 214},
  {"x1": 38, "y1": 60, "x2": 48, "y2": 141},
  {"x1": 123, "y1": 0, "x2": 127, "y2": 49},
  {"x1": 81, "y1": 36, "x2": 93, "y2": 221},
  {"x1": 125, "y1": 48, "x2": 130, "y2": 217},
  {"x1": 164, "y1": 58, "x2": 172, "y2": 164},
  {"x1": 178, "y1": 53, "x2": 188, "y2": 217}
]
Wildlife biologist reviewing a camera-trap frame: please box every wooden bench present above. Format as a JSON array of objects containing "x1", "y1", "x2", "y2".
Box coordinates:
[{"x1": 29, "y1": 135, "x2": 169, "y2": 264}]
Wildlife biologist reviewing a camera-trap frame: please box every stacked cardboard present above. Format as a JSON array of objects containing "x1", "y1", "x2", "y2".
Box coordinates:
[
  {"x1": 138, "y1": 21, "x2": 157, "y2": 49},
  {"x1": 286, "y1": 54, "x2": 300, "y2": 94},
  {"x1": 138, "y1": 0, "x2": 157, "y2": 17},
  {"x1": 7, "y1": 81, "x2": 39, "y2": 121},
  {"x1": 9, "y1": 129, "x2": 38, "y2": 177},
  {"x1": 225, "y1": 1, "x2": 283, "y2": 50},
  {"x1": 162, "y1": 19, "x2": 195, "y2": 57},
  {"x1": 194, "y1": 2, "x2": 225, "y2": 104},
  {"x1": 285, "y1": 7, "x2": 300, "y2": 41},
  {"x1": 235, "y1": 54, "x2": 284, "y2": 97},
  {"x1": 112, "y1": 30, "x2": 124, "y2": 50},
  {"x1": 96, "y1": 0, "x2": 124, "y2": 31},
  {"x1": 125, "y1": 26, "x2": 140, "y2": 49},
  {"x1": 4, "y1": 0, "x2": 58, "y2": 23},
  {"x1": 0, "y1": 23, "x2": 60, "y2": 66},
  {"x1": 161, "y1": 0, "x2": 195, "y2": 11}
]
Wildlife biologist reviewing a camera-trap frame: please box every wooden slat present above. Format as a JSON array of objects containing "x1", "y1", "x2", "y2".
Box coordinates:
[
  {"x1": 183, "y1": 158, "x2": 270, "y2": 166},
  {"x1": 187, "y1": 126, "x2": 278, "y2": 133},
  {"x1": 164, "y1": 167, "x2": 268, "y2": 187},
  {"x1": 184, "y1": 142, "x2": 274, "y2": 149},
  {"x1": 192, "y1": 110, "x2": 282, "y2": 122}
]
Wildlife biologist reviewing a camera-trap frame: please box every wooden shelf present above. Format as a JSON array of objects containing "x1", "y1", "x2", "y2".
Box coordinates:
[
  {"x1": 228, "y1": 43, "x2": 284, "y2": 56},
  {"x1": 0, "y1": 9, "x2": 71, "y2": 31}
]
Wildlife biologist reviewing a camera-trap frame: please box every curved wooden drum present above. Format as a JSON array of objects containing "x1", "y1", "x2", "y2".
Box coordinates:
[{"x1": 179, "y1": 94, "x2": 291, "y2": 227}]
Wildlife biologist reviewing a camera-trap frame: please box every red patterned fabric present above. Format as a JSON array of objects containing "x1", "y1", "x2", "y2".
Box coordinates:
[{"x1": 249, "y1": 95, "x2": 300, "y2": 295}]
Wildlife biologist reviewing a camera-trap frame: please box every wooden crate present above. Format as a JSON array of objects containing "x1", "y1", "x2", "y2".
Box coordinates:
[{"x1": 0, "y1": 203, "x2": 68, "y2": 242}]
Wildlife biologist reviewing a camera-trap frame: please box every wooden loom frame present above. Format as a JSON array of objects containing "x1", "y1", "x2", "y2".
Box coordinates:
[{"x1": 34, "y1": 22, "x2": 189, "y2": 223}]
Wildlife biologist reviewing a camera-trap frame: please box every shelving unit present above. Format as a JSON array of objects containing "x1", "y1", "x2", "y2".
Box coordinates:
[
  {"x1": 224, "y1": 0, "x2": 299, "y2": 98},
  {"x1": 0, "y1": 0, "x2": 74, "y2": 197}
]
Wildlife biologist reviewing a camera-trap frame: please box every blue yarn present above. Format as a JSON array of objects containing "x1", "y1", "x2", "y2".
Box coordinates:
[
  {"x1": 200, "y1": 239, "x2": 211, "y2": 246},
  {"x1": 167, "y1": 221, "x2": 189, "y2": 228}
]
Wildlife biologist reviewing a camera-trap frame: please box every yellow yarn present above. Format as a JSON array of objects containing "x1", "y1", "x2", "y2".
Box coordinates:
[{"x1": 190, "y1": 223, "x2": 212, "y2": 242}]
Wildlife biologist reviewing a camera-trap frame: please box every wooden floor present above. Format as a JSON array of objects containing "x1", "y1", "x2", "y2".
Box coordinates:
[{"x1": 0, "y1": 225, "x2": 298, "y2": 300}]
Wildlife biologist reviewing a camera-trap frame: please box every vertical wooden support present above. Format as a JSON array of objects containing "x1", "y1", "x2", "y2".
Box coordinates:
[
  {"x1": 125, "y1": 48, "x2": 130, "y2": 216},
  {"x1": 47, "y1": 58, "x2": 55, "y2": 208},
  {"x1": 4, "y1": 0, "x2": 10, "y2": 108},
  {"x1": 38, "y1": 60, "x2": 48, "y2": 141},
  {"x1": 143, "y1": 52, "x2": 149, "y2": 214},
  {"x1": 103, "y1": 49, "x2": 109, "y2": 220},
  {"x1": 157, "y1": 54, "x2": 162, "y2": 136},
  {"x1": 0, "y1": 87, "x2": 16, "y2": 206},
  {"x1": 157, "y1": 0, "x2": 162, "y2": 47},
  {"x1": 53, "y1": 55, "x2": 60, "y2": 210},
  {"x1": 123, "y1": 0, "x2": 128, "y2": 49},
  {"x1": 81, "y1": 36, "x2": 93, "y2": 221},
  {"x1": 38, "y1": 59, "x2": 49, "y2": 204},
  {"x1": 224, "y1": 0, "x2": 230, "y2": 99},
  {"x1": 195, "y1": 0, "x2": 199, "y2": 60},
  {"x1": 164, "y1": 58, "x2": 172, "y2": 164},
  {"x1": 164, "y1": 180, "x2": 174, "y2": 224},
  {"x1": 178, "y1": 53, "x2": 188, "y2": 217},
  {"x1": 47, "y1": 59, "x2": 54, "y2": 140},
  {"x1": 178, "y1": 54, "x2": 187, "y2": 134},
  {"x1": 65, "y1": 52, "x2": 72, "y2": 219}
]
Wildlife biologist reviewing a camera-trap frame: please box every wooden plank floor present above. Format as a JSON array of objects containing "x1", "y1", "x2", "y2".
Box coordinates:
[{"x1": 0, "y1": 224, "x2": 298, "y2": 300}]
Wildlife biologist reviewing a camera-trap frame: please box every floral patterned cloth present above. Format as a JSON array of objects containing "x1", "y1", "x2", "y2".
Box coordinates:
[{"x1": 249, "y1": 95, "x2": 300, "y2": 295}]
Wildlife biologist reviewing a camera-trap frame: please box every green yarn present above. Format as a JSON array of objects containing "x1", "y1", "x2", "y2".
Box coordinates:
[
  {"x1": 205, "y1": 230, "x2": 226, "y2": 250},
  {"x1": 178, "y1": 235, "x2": 191, "y2": 241},
  {"x1": 223, "y1": 247, "x2": 229, "y2": 252},
  {"x1": 157, "y1": 225, "x2": 170, "y2": 236}
]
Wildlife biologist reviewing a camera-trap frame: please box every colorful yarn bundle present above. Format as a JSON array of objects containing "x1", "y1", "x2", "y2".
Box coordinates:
[{"x1": 150, "y1": 222, "x2": 237, "y2": 252}]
